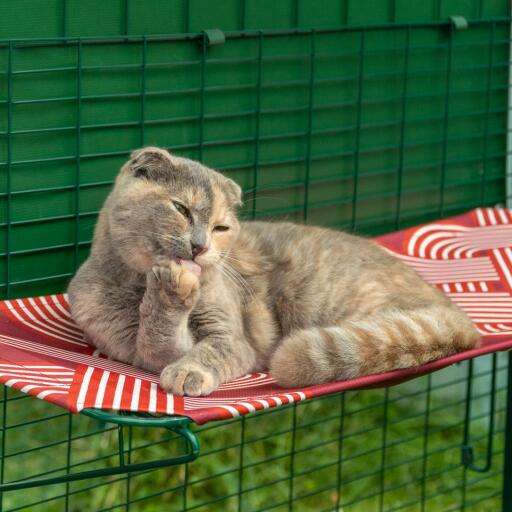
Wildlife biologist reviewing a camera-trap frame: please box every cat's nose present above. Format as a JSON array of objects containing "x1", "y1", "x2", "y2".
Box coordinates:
[{"x1": 191, "y1": 243, "x2": 207, "y2": 259}]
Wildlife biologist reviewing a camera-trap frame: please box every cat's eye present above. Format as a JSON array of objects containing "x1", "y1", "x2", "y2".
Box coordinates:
[
  {"x1": 214, "y1": 225, "x2": 230, "y2": 232},
  {"x1": 173, "y1": 201, "x2": 190, "y2": 219}
]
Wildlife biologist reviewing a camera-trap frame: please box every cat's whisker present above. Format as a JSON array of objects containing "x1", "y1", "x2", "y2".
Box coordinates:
[{"x1": 219, "y1": 260, "x2": 255, "y2": 300}]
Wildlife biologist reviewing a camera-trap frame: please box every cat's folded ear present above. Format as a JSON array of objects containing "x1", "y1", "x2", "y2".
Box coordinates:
[
  {"x1": 224, "y1": 177, "x2": 242, "y2": 208},
  {"x1": 128, "y1": 147, "x2": 172, "y2": 180}
]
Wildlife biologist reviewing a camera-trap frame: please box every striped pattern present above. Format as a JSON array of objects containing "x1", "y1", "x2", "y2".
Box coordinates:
[{"x1": 0, "y1": 208, "x2": 511, "y2": 424}]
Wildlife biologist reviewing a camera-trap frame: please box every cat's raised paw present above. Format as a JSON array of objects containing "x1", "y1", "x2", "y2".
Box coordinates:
[
  {"x1": 147, "y1": 261, "x2": 199, "y2": 307},
  {"x1": 160, "y1": 362, "x2": 218, "y2": 396}
]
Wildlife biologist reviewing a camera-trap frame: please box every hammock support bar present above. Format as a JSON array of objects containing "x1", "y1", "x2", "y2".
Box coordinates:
[{"x1": 0, "y1": 410, "x2": 199, "y2": 492}]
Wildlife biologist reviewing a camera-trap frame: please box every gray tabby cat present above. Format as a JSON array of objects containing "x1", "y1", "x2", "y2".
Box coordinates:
[{"x1": 67, "y1": 147, "x2": 480, "y2": 396}]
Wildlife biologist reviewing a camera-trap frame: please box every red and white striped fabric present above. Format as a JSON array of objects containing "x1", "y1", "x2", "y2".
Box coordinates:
[{"x1": 0, "y1": 208, "x2": 511, "y2": 424}]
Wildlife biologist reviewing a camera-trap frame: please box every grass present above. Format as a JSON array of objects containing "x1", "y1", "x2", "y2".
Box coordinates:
[{"x1": 0, "y1": 352, "x2": 508, "y2": 512}]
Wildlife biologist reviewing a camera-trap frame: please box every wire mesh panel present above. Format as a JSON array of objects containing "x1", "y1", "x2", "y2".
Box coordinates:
[
  {"x1": 0, "y1": 353, "x2": 509, "y2": 511},
  {"x1": 0, "y1": 16, "x2": 510, "y2": 512},
  {"x1": 0, "y1": 20, "x2": 509, "y2": 298}
]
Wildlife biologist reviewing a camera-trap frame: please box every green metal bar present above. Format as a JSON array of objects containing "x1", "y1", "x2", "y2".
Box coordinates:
[
  {"x1": 303, "y1": 30, "x2": 315, "y2": 222},
  {"x1": 183, "y1": 458, "x2": 189, "y2": 511},
  {"x1": 64, "y1": 413, "x2": 73, "y2": 512},
  {"x1": 1, "y1": 42, "x2": 508, "y2": 80},
  {"x1": 0, "y1": 389, "x2": 7, "y2": 512},
  {"x1": 5, "y1": 42, "x2": 13, "y2": 300},
  {"x1": 420, "y1": 375, "x2": 432, "y2": 512},
  {"x1": 0, "y1": 17, "x2": 509, "y2": 46},
  {"x1": 140, "y1": 37, "x2": 147, "y2": 146},
  {"x1": 480, "y1": 22, "x2": 495, "y2": 205},
  {"x1": 118, "y1": 425, "x2": 125, "y2": 467},
  {"x1": 184, "y1": 0, "x2": 190, "y2": 33},
  {"x1": 502, "y1": 351, "x2": 512, "y2": 512},
  {"x1": 74, "y1": 39, "x2": 82, "y2": 271},
  {"x1": 439, "y1": 27, "x2": 453, "y2": 217},
  {"x1": 237, "y1": 416, "x2": 246, "y2": 512},
  {"x1": 199, "y1": 32, "x2": 207, "y2": 161},
  {"x1": 334, "y1": 393, "x2": 345, "y2": 510},
  {"x1": 395, "y1": 26, "x2": 410, "y2": 229},
  {"x1": 240, "y1": 0, "x2": 246, "y2": 30},
  {"x1": 122, "y1": 0, "x2": 128, "y2": 36},
  {"x1": 378, "y1": 388, "x2": 389, "y2": 511},
  {"x1": 462, "y1": 355, "x2": 497, "y2": 472},
  {"x1": 61, "y1": 0, "x2": 67, "y2": 38},
  {"x1": 287, "y1": 403, "x2": 298, "y2": 511},
  {"x1": 350, "y1": 28, "x2": 365, "y2": 231},
  {"x1": 126, "y1": 425, "x2": 132, "y2": 511},
  {"x1": 251, "y1": 31, "x2": 263, "y2": 219},
  {"x1": 0, "y1": 421, "x2": 199, "y2": 492},
  {"x1": 293, "y1": 0, "x2": 299, "y2": 26}
]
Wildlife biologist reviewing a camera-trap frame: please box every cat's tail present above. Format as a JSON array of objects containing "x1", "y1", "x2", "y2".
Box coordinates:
[{"x1": 269, "y1": 304, "x2": 480, "y2": 387}]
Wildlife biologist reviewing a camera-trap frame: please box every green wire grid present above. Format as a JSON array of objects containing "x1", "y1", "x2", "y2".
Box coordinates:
[
  {"x1": 0, "y1": 18, "x2": 510, "y2": 298},
  {"x1": 0, "y1": 353, "x2": 509, "y2": 511},
  {"x1": 0, "y1": 13, "x2": 511, "y2": 512}
]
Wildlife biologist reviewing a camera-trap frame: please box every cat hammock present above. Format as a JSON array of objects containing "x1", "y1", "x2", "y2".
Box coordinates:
[{"x1": 1, "y1": 208, "x2": 511, "y2": 425}]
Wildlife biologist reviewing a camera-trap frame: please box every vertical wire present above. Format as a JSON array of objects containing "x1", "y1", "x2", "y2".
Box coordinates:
[
  {"x1": 480, "y1": 22, "x2": 495, "y2": 206},
  {"x1": 461, "y1": 360, "x2": 473, "y2": 510},
  {"x1": 439, "y1": 30, "x2": 453, "y2": 218},
  {"x1": 335, "y1": 394, "x2": 346, "y2": 510},
  {"x1": 287, "y1": 403, "x2": 298, "y2": 512},
  {"x1": 126, "y1": 425, "x2": 132, "y2": 511},
  {"x1": 240, "y1": 0, "x2": 246, "y2": 30},
  {"x1": 237, "y1": 417, "x2": 246, "y2": 512},
  {"x1": 378, "y1": 388, "x2": 389, "y2": 512},
  {"x1": 395, "y1": 26, "x2": 410, "y2": 230},
  {"x1": 5, "y1": 42, "x2": 13, "y2": 299},
  {"x1": 199, "y1": 33, "x2": 207, "y2": 161},
  {"x1": 0, "y1": 48, "x2": 10, "y2": 507},
  {"x1": 140, "y1": 37, "x2": 147, "y2": 147},
  {"x1": 434, "y1": 0, "x2": 441, "y2": 20},
  {"x1": 389, "y1": 0, "x2": 396, "y2": 23},
  {"x1": 74, "y1": 40, "x2": 82, "y2": 272},
  {"x1": 122, "y1": 0, "x2": 129, "y2": 36},
  {"x1": 293, "y1": 0, "x2": 299, "y2": 27},
  {"x1": 64, "y1": 414, "x2": 73, "y2": 512},
  {"x1": 303, "y1": 30, "x2": 315, "y2": 223},
  {"x1": 343, "y1": 0, "x2": 349, "y2": 25},
  {"x1": 420, "y1": 375, "x2": 432, "y2": 512},
  {"x1": 252, "y1": 32, "x2": 263, "y2": 219},
  {"x1": 0, "y1": 388, "x2": 6, "y2": 512},
  {"x1": 61, "y1": 0, "x2": 67, "y2": 38},
  {"x1": 184, "y1": 0, "x2": 190, "y2": 33},
  {"x1": 350, "y1": 29, "x2": 365, "y2": 232},
  {"x1": 501, "y1": 352, "x2": 512, "y2": 512}
]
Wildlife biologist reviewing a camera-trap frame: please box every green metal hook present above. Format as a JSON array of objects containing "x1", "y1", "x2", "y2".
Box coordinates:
[
  {"x1": 461, "y1": 355, "x2": 496, "y2": 473},
  {"x1": 0, "y1": 409, "x2": 199, "y2": 492}
]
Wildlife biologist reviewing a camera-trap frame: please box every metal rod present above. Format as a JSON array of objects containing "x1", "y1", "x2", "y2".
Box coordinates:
[{"x1": 502, "y1": 351, "x2": 512, "y2": 512}]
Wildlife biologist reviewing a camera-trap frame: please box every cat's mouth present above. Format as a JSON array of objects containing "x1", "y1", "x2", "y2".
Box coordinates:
[{"x1": 176, "y1": 258, "x2": 202, "y2": 276}]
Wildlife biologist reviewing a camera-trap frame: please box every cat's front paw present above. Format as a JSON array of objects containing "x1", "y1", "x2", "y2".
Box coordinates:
[
  {"x1": 160, "y1": 362, "x2": 218, "y2": 396},
  {"x1": 146, "y1": 261, "x2": 199, "y2": 308}
]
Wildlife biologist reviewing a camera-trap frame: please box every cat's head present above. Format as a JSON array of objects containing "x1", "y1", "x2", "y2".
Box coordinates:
[{"x1": 107, "y1": 147, "x2": 242, "y2": 274}]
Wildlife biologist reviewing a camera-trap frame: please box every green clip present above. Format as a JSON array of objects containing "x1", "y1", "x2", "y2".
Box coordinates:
[
  {"x1": 203, "y1": 28, "x2": 226, "y2": 47},
  {"x1": 448, "y1": 16, "x2": 468, "y2": 31}
]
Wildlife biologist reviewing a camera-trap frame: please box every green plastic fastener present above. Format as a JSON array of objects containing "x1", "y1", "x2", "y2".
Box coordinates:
[
  {"x1": 449, "y1": 16, "x2": 468, "y2": 31},
  {"x1": 203, "y1": 28, "x2": 226, "y2": 46}
]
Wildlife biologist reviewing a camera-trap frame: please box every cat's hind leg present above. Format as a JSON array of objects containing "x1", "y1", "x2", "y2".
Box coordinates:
[{"x1": 269, "y1": 304, "x2": 480, "y2": 388}]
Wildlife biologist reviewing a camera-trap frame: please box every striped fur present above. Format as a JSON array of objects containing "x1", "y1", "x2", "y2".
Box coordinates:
[{"x1": 270, "y1": 305, "x2": 479, "y2": 387}]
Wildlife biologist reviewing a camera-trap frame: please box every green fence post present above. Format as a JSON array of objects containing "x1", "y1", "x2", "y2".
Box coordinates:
[{"x1": 502, "y1": 352, "x2": 512, "y2": 512}]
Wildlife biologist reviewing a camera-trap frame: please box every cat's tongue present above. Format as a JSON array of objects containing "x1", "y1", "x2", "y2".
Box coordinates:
[{"x1": 179, "y1": 259, "x2": 202, "y2": 276}]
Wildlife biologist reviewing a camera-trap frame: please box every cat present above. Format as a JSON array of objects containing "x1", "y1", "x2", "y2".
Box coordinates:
[{"x1": 67, "y1": 147, "x2": 481, "y2": 396}]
